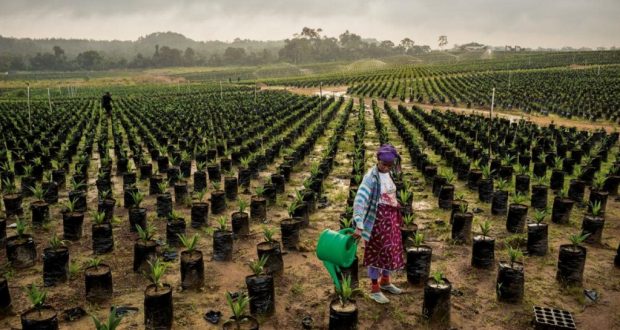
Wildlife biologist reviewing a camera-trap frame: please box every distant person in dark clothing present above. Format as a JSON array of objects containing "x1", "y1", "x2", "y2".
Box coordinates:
[{"x1": 102, "y1": 92, "x2": 112, "y2": 116}]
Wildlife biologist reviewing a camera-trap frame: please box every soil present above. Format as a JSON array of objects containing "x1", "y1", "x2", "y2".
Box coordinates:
[
  {"x1": 145, "y1": 284, "x2": 172, "y2": 297},
  {"x1": 181, "y1": 250, "x2": 202, "y2": 263},
  {"x1": 21, "y1": 307, "x2": 57, "y2": 321},
  {"x1": 499, "y1": 261, "x2": 524, "y2": 272},
  {"x1": 85, "y1": 265, "x2": 110, "y2": 276},
  {"x1": 331, "y1": 300, "x2": 357, "y2": 313},
  {"x1": 428, "y1": 282, "x2": 451, "y2": 290},
  {"x1": 222, "y1": 316, "x2": 259, "y2": 330}
]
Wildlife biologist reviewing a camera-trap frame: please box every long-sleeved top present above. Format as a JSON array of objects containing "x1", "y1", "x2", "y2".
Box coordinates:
[
  {"x1": 353, "y1": 165, "x2": 381, "y2": 241},
  {"x1": 101, "y1": 94, "x2": 112, "y2": 109}
]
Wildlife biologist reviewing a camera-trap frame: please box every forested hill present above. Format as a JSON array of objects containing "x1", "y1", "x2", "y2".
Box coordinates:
[{"x1": 0, "y1": 32, "x2": 284, "y2": 59}]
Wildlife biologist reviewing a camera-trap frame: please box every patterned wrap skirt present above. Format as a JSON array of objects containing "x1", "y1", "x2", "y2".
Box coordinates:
[{"x1": 362, "y1": 203, "x2": 405, "y2": 271}]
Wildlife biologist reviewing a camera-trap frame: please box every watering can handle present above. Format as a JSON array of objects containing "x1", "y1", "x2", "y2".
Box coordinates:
[{"x1": 339, "y1": 228, "x2": 355, "y2": 235}]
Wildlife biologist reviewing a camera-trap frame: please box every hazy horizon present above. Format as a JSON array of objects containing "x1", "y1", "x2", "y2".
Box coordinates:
[{"x1": 1, "y1": 0, "x2": 618, "y2": 49}]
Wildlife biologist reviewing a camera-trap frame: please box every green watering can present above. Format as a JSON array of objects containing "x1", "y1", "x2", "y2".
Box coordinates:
[{"x1": 316, "y1": 228, "x2": 358, "y2": 292}]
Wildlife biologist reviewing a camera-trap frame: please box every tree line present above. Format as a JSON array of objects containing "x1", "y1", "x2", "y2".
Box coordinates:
[{"x1": 0, "y1": 28, "x2": 433, "y2": 72}]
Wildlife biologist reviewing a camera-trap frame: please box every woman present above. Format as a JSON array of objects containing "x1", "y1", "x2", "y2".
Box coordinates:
[{"x1": 352, "y1": 144, "x2": 404, "y2": 304}]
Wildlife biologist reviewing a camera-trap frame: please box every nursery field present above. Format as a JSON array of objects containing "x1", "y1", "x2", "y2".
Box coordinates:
[{"x1": 0, "y1": 56, "x2": 620, "y2": 330}]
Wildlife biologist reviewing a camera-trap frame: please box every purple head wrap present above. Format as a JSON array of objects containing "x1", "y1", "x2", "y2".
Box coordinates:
[{"x1": 377, "y1": 144, "x2": 399, "y2": 163}]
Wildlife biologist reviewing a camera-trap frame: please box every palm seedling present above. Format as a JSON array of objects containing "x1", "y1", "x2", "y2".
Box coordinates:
[
  {"x1": 216, "y1": 216, "x2": 228, "y2": 231},
  {"x1": 194, "y1": 189, "x2": 207, "y2": 203},
  {"x1": 471, "y1": 159, "x2": 481, "y2": 170},
  {"x1": 591, "y1": 172, "x2": 606, "y2": 191},
  {"x1": 226, "y1": 292, "x2": 250, "y2": 323},
  {"x1": 157, "y1": 145, "x2": 168, "y2": 158},
  {"x1": 146, "y1": 258, "x2": 167, "y2": 290},
  {"x1": 168, "y1": 210, "x2": 183, "y2": 221},
  {"x1": 15, "y1": 218, "x2": 28, "y2": 239},
  {"x1": 589, "y1": 200, "x2": 602, "y2": 217},
  {"x1": 91, "y1": 307, "x2": 125, "y2": 330},
  {"x1": 495, "y1": 178, "x2": 508, "y2": 191},
  {"x1": 294, "y1": 191, "x2": 305, "y2": 205},
  {"x1": 557, "y1": 188, "x2": 568, "y2": 199},
  {"x1": 410, "y1": 232, "x2": 424, "y2": 247},
  {"x1": 99, "y1": 189, "x2": 112, "y2": 201},
  {"x1": 533, "y1": 209, "x2": 546, "y2": 225},
  {"x1": 336, "y1": 275, "x2": 360, "y2": 306},
  {"x1": 568, "y1": 232, "x2": 589, "y2": 249},
  {"x1": 1, "y1": 161, "x2": 14, "y2": 174},
  {"x1": 310, "y1": 163, "x2": 320, "y2": 177},
  {"x1": 479, "y1": 220, "x2": 492, "y2": 238},
  {"x1": 136, "y1": 224, "x2": 156, "y2": 242},
  {"x1": 2, "y1": 179, "x2": 17, "y2": 195},
  {"x1": 176, "y1": 172, "x2": 185, "y2": 184},
  {"x1": 33, "y1": 157, "x2": 42, "y2": 167},
  {"x1": 131, "y1": 191, "x2": 145, "y2": 208},
  {"x1": 302, "y1": 178, "x2": 312, "y2": 191},
  {"x1": 238, "y1": 199, "x2": 248, "y2": 214},
  {"x1": 240, "y1": 157, "x2": 251, "y2": 169},
  {"x1": 554, "y1": 157, "x2": 563, "y2": 170},
  {"x1": 25, "y1": 284, "x2": 47, "y2": 313},
  {"x1": 24, "y1": 165, "x2": 33, "y2": 177},
  {"x1": 248, "y1": 255, "x2": 269, "y2": 277},
  {"x1": 29, "y1": 184, "x2": 45, "y2": 201},
  {"x1": 286, "y1": 201, "x2": 298, "y2": 218},
  {"x1": 262, "y1": 226, "x2": 276, "y2": 243},
  {"x1": 353, "y1": 174, "x2": 363, "y2": 186},
  {"x1": 196, "y1": 161, "x2": 207, "y2": 172},
  {"x1": 512, "y1": 192, "x2": 527, "y2": 205},
  {"x1": 581, "y1": 155, "x2": 592, "y2": 168},
  {"x1": 181, "y1": 151, "x2": 191, "y2": 163},
  {"x1": 430, "y1": 270, "x2": 445, "y2": 285},
  {"x1": 573, "y1": 165, "x2": 583, "y2": 179},
  {"x1": 340, "y1": 217, "x2": 353, "y2": 228},
  {"x1": 254, "y1": 186, "x2": 265, "y2": 198},
  {"x1": 92, "y1": 211, "x2": 107, "y2": 225},
  {"x1": 126, "y1": 162, "x2": 134, "y2": 174},
  {"x1": 64, "y1": 198, "x2": 78, "y2": 213},
  {"x1": 533, "y1": 175, "x2": 547, "y2": 186},
  {"x1": 212, "y1": 181, "x2": 221, "y2": 191},
  {"x1": 70, "y1": 178, "x2": 86, "y2": 192},
  {"x1": 403, "y1": 213, "x2": 415, "y2": 227},
  {"x1": 87, "y1": 257, "x2": 103, "y2": 269},
  {"x1": 398, "y1": 190, "x2": 413, "y2": 206},
  {"x1": 157, "y1": 182, "x2": 169, "y2": 195},
  {"x1": 515, "y1": 163, "x2": 528, "y2": 176},
  {"x1": 101, "y1": 156, "x2": 112, "y2": 169},
  {"x1": 48, "y1": 233, "x2": 65, "y2": 250},
  {"x1": 458, "y1": 202, "x2": 468, "y2": 214},
  {"x1": 502, "y1": 155, "x2": 515, "y2": 166},
  {"x1": 507, "y1": 246, "x2": 523, "y2": 268},
  {"x1": 178, "y1": 234, "x2": 199, "y2": 253},
  {"x1": 481, "y1": 165, "x2": 493, "y2": 180}
]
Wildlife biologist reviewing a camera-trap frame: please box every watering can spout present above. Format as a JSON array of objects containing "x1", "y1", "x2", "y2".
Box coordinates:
[{"x1": 316, "y1": 228, "x2": 358, "y2": 291}]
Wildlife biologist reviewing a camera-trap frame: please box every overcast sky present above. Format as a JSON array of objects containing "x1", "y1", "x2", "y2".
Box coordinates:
[{"x1": 0, "y1": 0, "x2": 618, "y2": 48}]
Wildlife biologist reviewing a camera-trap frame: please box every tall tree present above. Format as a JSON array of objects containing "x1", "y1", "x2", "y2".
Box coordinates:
[
  {"x1": 380, "y1": 40, "x2": 395, "y2": 49},
  {"x1": 52, "y1": 46, "x2": 65, "y2": 59},
  {"x1": 438, "y1": 35, "x2": 448, "y2": 50},
  {"x1": 400, "y1": 38, "x2": 414, "y2": 52},
  {"x1": 223, "y1": 47, "x2": 246, "y2": 64},
  {"x1": 76, "y1": 50, "x2": 103, "y2": 69},
  {"x1": 183, "y1": 47, "x2": 196, "y2": 66}
]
